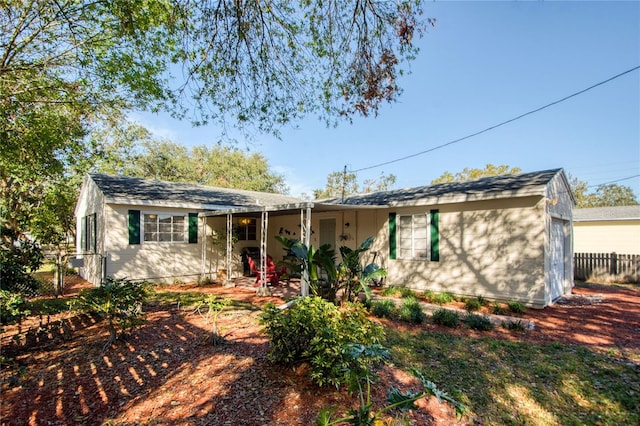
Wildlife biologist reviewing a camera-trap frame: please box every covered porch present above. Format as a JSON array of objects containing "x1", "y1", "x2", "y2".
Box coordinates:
[{"x1": 199, "y1": 203, "x2": 314, "y2": 296}]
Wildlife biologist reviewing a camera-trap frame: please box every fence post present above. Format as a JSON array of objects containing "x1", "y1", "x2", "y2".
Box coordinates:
[{"x1": 610, "y1": 252, "x2": 617, "y2": 276}]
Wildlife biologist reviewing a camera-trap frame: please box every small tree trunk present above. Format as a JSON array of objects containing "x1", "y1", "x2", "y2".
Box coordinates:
[{"x1": 54, "y1": 252, "x2": 66, "y2": 297}]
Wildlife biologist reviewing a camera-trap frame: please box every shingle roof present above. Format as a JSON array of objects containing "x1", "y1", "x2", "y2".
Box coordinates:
[
  {"x1": 574, "y1": 205, "x2": 640, "y2": 222},
  {"x1": 89, "y1": 174, "x2": 304, "y2": 208},
  {"x1": 320, "y1": 169, "x2": 564, "y2": 206}
]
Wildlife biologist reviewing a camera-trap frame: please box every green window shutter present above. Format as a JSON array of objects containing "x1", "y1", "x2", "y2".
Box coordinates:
[
  {"x1": 430, "y1": 210, "x2": 439, "y2": 261},
  {"x1": 92, "y1": 213, "x2": 97, "y2": 252},
  {"x1": 388, "y1": 212, "x2": 396, "y2": 260},
  {"x1": 188, "y1": 213, "x2": 198, "y2": 244},
  {"x1": 128, "y1": 210, "x2": 140, "y2": 245}
]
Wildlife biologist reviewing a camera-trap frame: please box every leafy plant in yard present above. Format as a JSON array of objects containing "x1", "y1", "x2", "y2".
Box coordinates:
[
  {"x1": 398, "y1": 298, "x2": 426, "y2": 324},
  {"x1": 464, "y1": 298, "x2": 482, "y2": 312},
  {"x1": 260, "y1": 296, "x2": 384, "y2": 387},
  {"x1": 503, "y1": 320, "x2": 527, "y2": 332},
  {"x1": 431, "y1": 308, "x2": 460, "y2": 327},
  {"x1": 491, "y1": 302, "x2": 507, "y2": 315},
  {"x1": 74, "y1": 277, "x2": 150, "y2": 347},
  {"x1": 316, "y1": 343, "x2": 466, "y2": 425},
  {"x1": 276, "y1": 235, "x2": 385, "y2": 304},
  {"x1": 381, "y1": 285, "x2": 415, "y2": 299},
  {"x1": 0, "y1": 290, "x2": 29, "y2": 325},
  {"x1": 370, "y1": 299, "x2": 396, "y2": 319},
  {"x1": 0, "y1": 230, "x2": 43, "y2": 296},
  {"x1": 431, "y1": 292, "x2": 456, "y2": 305},
  {"x1": 423, "y1": 289, "x2": 436, "y2": 301},
  {"x1": 464, "y1": 313, "x2": 494, "y2": 331},
  {"x1": 275, "y1": 236, "x2": 338, "y2": 302},
  {"x1": 195, "y1": 295, "x2": 231, "y2": 345},
  {"x1": 507, "y1": 301, "x2": 526, "y2": 314},
  {"x1": 337, "y1": 236, "x2": 387, "y2": 303}
]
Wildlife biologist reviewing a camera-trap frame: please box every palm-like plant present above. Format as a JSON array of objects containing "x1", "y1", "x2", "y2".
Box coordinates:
[
  {"x1": 275, "y1": 235, "x2": 338, "y2": 301},
  {"x1": 276, "y1": 235, "x2": 386, "y2": 304},
  {"x1": 337, "y1": 237, "x2": 387, "y2": 303}
]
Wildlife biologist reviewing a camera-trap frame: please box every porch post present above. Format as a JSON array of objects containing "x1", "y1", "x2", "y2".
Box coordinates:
[
  {"x1": 201, "y1": 216, "x2": 206, "y2": 280},
  {"x1": 225, "y1": 213, "x2": 234, "y2": 287},
  {"x1": 301, "y1": 207, "x2": 311, "y2": 297},
  {"x1": 257, "y1": 210, "x2": 271, "y2": 296}
]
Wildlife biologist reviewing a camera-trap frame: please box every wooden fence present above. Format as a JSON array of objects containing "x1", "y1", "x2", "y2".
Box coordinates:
[{"x1": 574, "y1": 252, "x2": 640, "y2": 283}]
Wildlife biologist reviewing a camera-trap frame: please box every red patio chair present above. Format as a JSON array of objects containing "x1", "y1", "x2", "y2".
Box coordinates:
[{"x1": 247, "y1": 256, "x2": 284, "y2": 286}]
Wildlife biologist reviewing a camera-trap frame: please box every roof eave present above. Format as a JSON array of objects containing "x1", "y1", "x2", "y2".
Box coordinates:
[
  {"x1": 104, "y1": 197, "x2": 233, "y2": 210},
  {"x1": 574, "y1": 217, "x2": 640, "y2": 223},
  {"x1": 199, "y1": 202, "x2": 315, "y2": 217},
  {"x1": 387, "y1": 186, "x2": 546, "y2": 207}
]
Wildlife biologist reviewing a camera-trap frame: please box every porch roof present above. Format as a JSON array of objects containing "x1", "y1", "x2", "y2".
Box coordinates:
[{"x1": 198, "y1": 202, "x2": 315, "y2": 217}]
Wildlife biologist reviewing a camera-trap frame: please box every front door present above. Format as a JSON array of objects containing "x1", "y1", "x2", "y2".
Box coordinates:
[
  {"x1": 550, "y1": 219, "x2": 565, "y2": 301},
  {"x1": 319, "y1": 219, "x2": 336, "y2": 250}
]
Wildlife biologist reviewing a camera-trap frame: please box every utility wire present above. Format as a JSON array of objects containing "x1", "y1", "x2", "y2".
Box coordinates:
[
  {"x1": 587, "y1": 174, "x2": 640, "y2": 188},
  {"x1": 350, "y1": 65, "x2": 640, "y2": 173}
]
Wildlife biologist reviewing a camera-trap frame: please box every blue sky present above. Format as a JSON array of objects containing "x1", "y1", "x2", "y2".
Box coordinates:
[{"x1": 132, "y1": 1, "x2": 640, "y2": 199}]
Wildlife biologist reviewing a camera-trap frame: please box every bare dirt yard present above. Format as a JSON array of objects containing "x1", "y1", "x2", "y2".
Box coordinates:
[{"x1": 1, "y1": 278, "x2": 638, "y2": 425}]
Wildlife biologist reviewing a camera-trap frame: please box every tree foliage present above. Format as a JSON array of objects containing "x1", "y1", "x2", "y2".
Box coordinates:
[
  {"x1": 102, "y1": 136, "x2": 289, "y2": 193},
  {"x1": 569, "y1": 177, "x2": 638, "y2": 208},
  {"x1": 1, "y1": 0, "x2": 429, "y2": 292},
  {"x1": 2, "y1": 0, "x2": 429, "y2": 136},
  {"x1": 431, "y1": 164, "x2": 522, "y2": 185},
  {"x1": 314, "y1": 171, "x2": 396, "y2": 200}
]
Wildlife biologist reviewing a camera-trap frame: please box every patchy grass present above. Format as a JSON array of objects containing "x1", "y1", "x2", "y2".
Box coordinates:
[
  {"x1": 147, "y1": 290, "x2": 257, "y2": 311},
  {"x1": 386, "y1": 329, "x2": 639, "y2": 425}
]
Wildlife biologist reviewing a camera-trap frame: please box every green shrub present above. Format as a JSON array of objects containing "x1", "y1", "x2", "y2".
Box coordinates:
[
  {"x1": 431, "y1": 308, "x2": 460, "y2": 327},
  {"x1": 398, "y1": 298, "x2": 426, "y2": 324},
  {"x1": 380, "y1": 286, "x2": 414, "y2": 298},
  {"x1": 0, "y1": 232, "x2": 43, "y2": 296},
  {"x1": 74, "y1": 277, "x2": 150, "y2": 345},
  {"x1": 431, "y1": 292, "x2": 456, "y2": 305},
  {"x1": 464, "y1": 314, "x2": 494, "y2": 331},
  {"x1": 423, "y1": 290, "x2": 436, "y2": 301},
  {"x1": 464, "y1": 298, "x2": 482, "y2": 312},
  {"x1": 260, "y1": 296, "x2": 384, "y2": 387},
  {"x1": 26, "y1": 297, "x2": 72, "y2": 316},
  {"x1": 507, "y1": 301, "x2": 526, "y2": 314},
  {"x1": 491, "y1": 302, "x2": 507, "y2": 315},
  {"x1": 370, "y1": 299, "x2": 396, "y2": 319},
  {"x1": 476, "y1": 295, "x2": 486, "y2": 306},
  {"x1": 0, "y1": 290, "x2": 30, "y2": 325},
  {"x1": 503, "y1": 320, "x2": 527, "y2": 332}
]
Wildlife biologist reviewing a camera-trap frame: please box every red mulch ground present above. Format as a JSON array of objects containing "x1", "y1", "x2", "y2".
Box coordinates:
[{"x1": 1, "y1": 278, "x2": 638, "y2": 425}]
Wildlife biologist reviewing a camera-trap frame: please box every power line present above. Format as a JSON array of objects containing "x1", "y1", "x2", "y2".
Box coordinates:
[
  {"x1": 350, "y1": 65, "x2": 640, "y2": 173},
  {"x1": 588, "y1": 174, "x2": 640, "y2": 188}
]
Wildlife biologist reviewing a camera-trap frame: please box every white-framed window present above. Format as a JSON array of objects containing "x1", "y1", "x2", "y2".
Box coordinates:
[
  {"x1": 398, "y1": 213, "x2": 430, "y2": 260},
  {"x1": 236, "y1": 217, "x2": 257, "y2": 241},
  {"x1": 143, "y1": 213, "x2": 186, "y2": 243}
]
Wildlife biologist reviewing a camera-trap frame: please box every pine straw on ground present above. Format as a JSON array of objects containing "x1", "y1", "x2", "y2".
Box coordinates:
[{"x1": 1, "y1": 279, "x2": 638, "y2": 425}]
